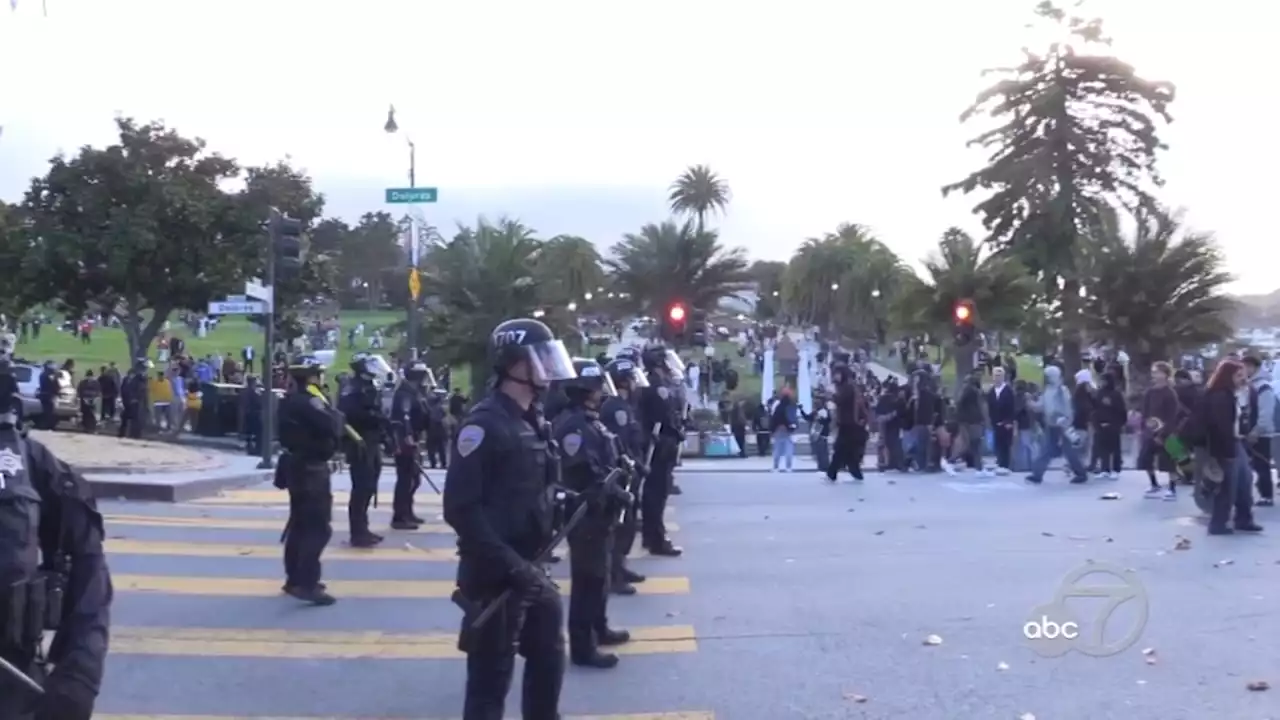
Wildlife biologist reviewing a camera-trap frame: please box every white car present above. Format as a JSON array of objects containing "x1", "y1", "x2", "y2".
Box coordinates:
[{"x1": 14, "y1": 364, "x2": 78, "y2": 422}]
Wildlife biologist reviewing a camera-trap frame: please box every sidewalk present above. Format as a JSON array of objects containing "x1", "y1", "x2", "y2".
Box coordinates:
[{"x1": 87, "y1": 454, "x2": 273, "y2": 502}]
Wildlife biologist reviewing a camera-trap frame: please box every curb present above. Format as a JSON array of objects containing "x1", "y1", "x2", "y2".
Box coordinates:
[
  {"x1": 88, "y1": 470, "x2": 275, "y2": 503},
  {"x1": 72, "y1": 455, "x2": 226, "y2": 476}
]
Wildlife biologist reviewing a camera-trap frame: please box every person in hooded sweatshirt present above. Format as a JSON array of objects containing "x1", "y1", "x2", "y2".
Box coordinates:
[
  {"x1": 1026, "y1": 365, "x2": 1089, "y2": 484},
  {"x1": 1070, "y1": 369, "x2": 1097, "y2": 474},
  {"x1": 1243, "y1": 356, "x2": 1275, "y2": 506},
  {"x1": 1092, "y1": 370, "x2": 1127, "y2": 479}
]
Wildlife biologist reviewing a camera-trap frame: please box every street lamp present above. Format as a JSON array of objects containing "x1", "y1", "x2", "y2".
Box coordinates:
[
  {"x1": 385, "y1": 104, "x2": 421, "y2": 359},
  {"x1": 567, "y1": 302, "x2": 578, "y2": 312},
  {"x1": 871, "y1": 289, "x2": 881, "y2": 299},
  {"x1": 831, "y1": 283, "x2": 839, "y2": 291},
  {"x1": 532, "y1": 309, "x2": 546, "y2": 319},
  {"x1": 583, "y1": 292, "x2": 594, "y2": 301}
]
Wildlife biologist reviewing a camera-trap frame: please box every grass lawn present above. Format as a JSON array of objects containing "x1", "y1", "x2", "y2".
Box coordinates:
[
  {"x1": 881, "y1": 353, "x2": 1047, "y2": 387},
  {"x1": 18, "y1": 310, "x2": 404, "y2": 377}
]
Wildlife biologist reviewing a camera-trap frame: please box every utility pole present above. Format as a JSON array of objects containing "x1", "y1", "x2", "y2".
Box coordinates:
[
  {"x1": 257, "y1": 209, "x2": 304, "y2": 470},
  {"x1": 385, "y1": 105, "x2": 421, "y2": 361}
]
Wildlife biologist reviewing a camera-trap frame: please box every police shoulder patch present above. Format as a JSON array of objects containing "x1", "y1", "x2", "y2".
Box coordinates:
[
  {"x1": 657, "y1": 386, "x2": 670, "y2": 400},
  {"x1": 456, "y1": 425, "x2": 485, "y2": 458},
  {"x1": 562, "y1": 432, "x2": 583, "y2": 456},
  {"x1": 0, "y1": 448, "x2": 23, "y2": 477},
  {"x1": 613, "y1": 409, "x2": 629, "y2": 427}
]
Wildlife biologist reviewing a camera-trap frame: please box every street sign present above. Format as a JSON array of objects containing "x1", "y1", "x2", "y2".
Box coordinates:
[
  {"x1": 408, "y1": 268, "x2": 421, "y2": 301},
  {"x1": 209, "y1": 301, "x2": 266, "y2": 315},
  {"x1": 385, "y1": 187, "x2": 438, "y2": 204},
  {"x1": 244, "y1": 279, "x2": 274, "y2": 310},
  {"x1": 226, "y1": 294, "x2": 247, "y2": 303}
]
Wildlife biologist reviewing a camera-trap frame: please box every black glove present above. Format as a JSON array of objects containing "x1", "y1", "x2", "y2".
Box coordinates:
[
  {"x1": 36, "y1": 674, "x2": 95, "y2": 720},
  {"x1": 510, "y1": 561, "x2": 557, "y2": 598}
]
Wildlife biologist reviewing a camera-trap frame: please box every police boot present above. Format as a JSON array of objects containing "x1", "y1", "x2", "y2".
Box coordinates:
[
  {"x1": 571, "y1": 647, "x2": 619, "y2": 669},
  {"x1": 670, "y1": 484, "x2": 683, "y2": 495},
  {"x1": 610, "y1": 575, "x2": 636, "y2": 596},
  {"x1": 390, "y1": 518, "x2": 420, "y2": 530},
  {"x1": 649, "y1": 540, "x2": 683, "y2": 557},
  {"x1": 597, "y1": 627, "x2": 631, "y2": 646},
  {"x1": 349, "y1": 532, "x2": 384, "y2": 548},
  {"x1": 285, "y1": 585, "x2": 337, "y2": 606},
  {"x1": 622, "y1": 567, "x2": 646, "y2": 583}
]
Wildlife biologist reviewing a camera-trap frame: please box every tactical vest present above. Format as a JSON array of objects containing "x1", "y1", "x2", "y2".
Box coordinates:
[{"x1": 0, "y1": 435, "x2": 44, "y2": 659}]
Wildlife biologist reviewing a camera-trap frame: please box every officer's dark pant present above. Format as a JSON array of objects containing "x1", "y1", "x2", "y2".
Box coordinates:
[
  {"x1": 118, "y1": 404, "x2": 142, "y2": 439},
  {"x1": 1251, "y1": 437, "x2": 1273, "y2": 500},
  {"x1": 612, "y1": 503, "x2": 638, "y2": 574},
  {"x1": 392, "y1": 453, "x2": 418, "y2": 520},
  {"x1": 826, "y1": 426, "x2": 867, "y2": 481},
  {"x1": 641, "y1": 453, "x2": 675, "y2": 546},
  {"x1": 347, "y1": 445, "x2": 381, "y2": 536},
  {"x1": 567, "y1": 519, "x2": 612, "y2": 657},
  {"x1": 462, "y1": 586, "x2": 564, "y2": 720},
  {"x1": 0, "y1": 649, "x2": 45, "y2": 719},
  {"x1": 79, "y1": 400, "x2": 97, "y2": 432},
  {"x1": 426, "y1": 433, "x2": 447, "y2": 468},
  {"x1": 37, "y1": 397, "x2": 54, "y2": 430},
  {"x1": 100, "y1": 393, "x2": 117, "y2": 421},
  {"x1": 284, "y1": 463, "x2": 333, "y2": 589}
]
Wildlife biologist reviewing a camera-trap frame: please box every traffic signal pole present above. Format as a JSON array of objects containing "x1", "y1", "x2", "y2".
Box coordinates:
[
  {"x1": 406, "y1": 142, "x2": 419, "y2": 361},
  {"x1": 258, "y1": 210, "x2": 280, "y2": 470}
]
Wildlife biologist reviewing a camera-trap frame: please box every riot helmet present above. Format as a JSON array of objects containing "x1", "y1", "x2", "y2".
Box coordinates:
[
  {"x1": 641, "y1": 343, "x2": 685, "y2": 383},
  {"x1": 488, "y1": 318, "x2": 575, "y2": 389},
  {"x1": 552, "y1": 358, "x2": 615, "y2": 409},
  {"x1": 404, "y1": 358, "x2": 435, "y2": 389},
  {"x1": 288, "y1": 354, "x2": 325, "y2": 385},
  {"x1": 606, "y1": 357, "x2": 649, "y2": 391},
  {"x1": 350, "y1": 352, "x2": 379, "y2": 380}
]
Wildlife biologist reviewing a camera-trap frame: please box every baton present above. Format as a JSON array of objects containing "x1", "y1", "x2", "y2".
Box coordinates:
[
  {"x1": 0, "y1": 653, "x2": 43, "y2": 696},
  {"x1": 413, "y1": 456, "x2": 441, "y2": 495},
  {"x1": 467, "y1": 467, "x2": 625, "y2": 630}
]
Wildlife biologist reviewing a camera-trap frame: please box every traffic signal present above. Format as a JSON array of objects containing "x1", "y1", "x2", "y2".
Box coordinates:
[
  {"x1": 271, "y1": 213, "x2": 305, "y2": 275},
  {"x1": 690, "y1": 308, "x2": 708, "y2": 347},
  {"x1": 665, "y1": 302, "x2": 687, "y2": 344},
  {"x1": 953, "y1": 299, "x2": 975, "y2": 345}
]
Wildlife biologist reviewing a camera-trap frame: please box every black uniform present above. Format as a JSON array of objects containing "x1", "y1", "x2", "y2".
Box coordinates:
[
  {"x1": 337, "y1": 359, "x2": 386, "y2": 546},
  {"x1": 0, "y1": 382, "x2": 113, "y2": 720},
  {"x1": 638, "y1": 359, "x2": 683, "y2": 555},
  {"x1": 443, "y1": 317, "x2": 577, "y2": 720},
  {"x1": 35, "y1": 365, "x2": 58, "y2": 431},
  {"x1": 600, "y1": 360, "x2": 647, "y2": 594},
  {"x1": 116, "y1": 362, "x2": 148, "y2": 439},
  {"x1": 277, "y1": 361, "x2": 344, "y2": 606},
  {"x1": 552, "y1": 384, "x2": 631, "y2": 668},
  {"x1": 390, "y1": 364, "x2": 431, "y2": 529}
]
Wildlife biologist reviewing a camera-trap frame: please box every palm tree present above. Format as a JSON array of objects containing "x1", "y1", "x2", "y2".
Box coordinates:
[
  {"x1": 668, "y1": 164, "x2": 731, "y2": 233},
  {"x1": 605, "y1": 219, "x2": 750, "y2": 319},
  {"x1": 407, "y1": 216, "x2": 572, "y2": 400},
  {"x1": 782, "y1": 223, "x2": 908, "y2": 342},
  {"x1": 1080, "y1": 208, "x2": 1236, "y2": 391},
  {"x1": 748, "y1": 260, "x2": 786, "y2": 320},
  {"x1": 891, "y1": 228, "x2": 1037, "y2": 386},
  {"x1": 533, "y1": 235, "x2": 606, "y2": 305}
]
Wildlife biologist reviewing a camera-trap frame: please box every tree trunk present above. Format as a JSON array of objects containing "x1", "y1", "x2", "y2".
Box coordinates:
[
  {"x1": 950, "y1": 342, "x2": 975, "y2": 395},
  {"x1": 1059, "y1": 280, "x2": 1083, "y2": 377},
  {"x1": 468, "y1": 361, "x2": 488, "y2": 406},
  {"x1": 120, "y1": 303, "x2": 172, "y2": 365}
]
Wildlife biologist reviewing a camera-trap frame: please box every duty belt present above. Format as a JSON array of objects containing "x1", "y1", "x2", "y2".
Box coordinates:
[{"x1": 0, "y1": 575, "x2": 53, "y2": 658}]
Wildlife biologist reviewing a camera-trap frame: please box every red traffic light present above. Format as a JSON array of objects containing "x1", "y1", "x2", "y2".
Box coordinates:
[
  {"x1": 669, "y1": 304, "x2": 686, "y2": 323},
  {"x1": 954, "y1": 302, "x2": 972, "y2": 322}
]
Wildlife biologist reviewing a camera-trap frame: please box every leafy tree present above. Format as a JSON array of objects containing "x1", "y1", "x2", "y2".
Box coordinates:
[
  {"x1": 533, "y1": 235, "x2": 605, "y2": 305},
  {"x1": 238, "y1": 161, "x2": 335, "y2": 343},
  {"x1": 1081, "y1": 208, "x2": 1236, "y2": 391},
  {"x1": 748, "y1": 260, "x2": 785, "y2": 320},
  {"x1": 409, "y1": 217, "x2": 571, "y2": 400},
  {"x1": 338, "y1": 212, "x2": 405, "y2": 311},
  {"x1": 0, "y1": 202, "x2": 38, "y2": 320},
  {"x1": 781, "y1": 224, "x2": 908, "y2": 343},
  {"x1": 605, "y1": 219, "x2": 750, "y2": 319},
  {"x1": 20, "y1": 117, "x2": 260, "y2": 361},
  {"x1": 668, "y1": 164, "x2": 731, "y2": 233},
  {"x1": 891, "y1": 229, "x2": 1037, "y2": 386},
  {"x1": 941, "y1": 0, "x2": 1175, "y2": 374}
]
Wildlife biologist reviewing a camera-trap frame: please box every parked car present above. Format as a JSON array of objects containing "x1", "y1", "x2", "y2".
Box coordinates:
[{"x1": 14, "y1": 363, "x2": 78, "y2": 423}]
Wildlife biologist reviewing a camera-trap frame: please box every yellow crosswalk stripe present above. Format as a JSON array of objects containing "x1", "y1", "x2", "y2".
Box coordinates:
[
  {"x1": 108, "y1": 625, "x2": 697, "y2": 658},
  {"x1": 99, "y1": 707, "x2": 716, "y2": 712},
  {"x1": 105, "y1": 539, "x2": 458, "y2": 562},
  {"x1": 192, "y1": 490, "x2": 438, "y2": 506},
  {"x1": 103, "y1": 513, "x2": 678, "y2": 534},
  {"x1": 114, "y1": 574, "x2": 691, "y2": 598}
]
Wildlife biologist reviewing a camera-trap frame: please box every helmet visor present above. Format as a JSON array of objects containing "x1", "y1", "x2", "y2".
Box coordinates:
[
  {"x1": 626, "y1": 366, "x2": 650, "y2": 388},
  {"x1": 599, "y1": 373, "x2": 618, "y2": 398},
  {"x1": 663, "y1": 350, "x2": 686, "y2": 383},
  {"x1": 527, "y1": 339, "x2": 577, "y2": 385}
]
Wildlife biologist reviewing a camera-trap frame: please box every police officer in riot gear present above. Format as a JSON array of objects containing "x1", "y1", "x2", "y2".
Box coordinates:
[
  {"x1": 338, "y1": 353, "x2": 386, "y2": 548},
  {"x1": 390, "y1": 359, "x2": 432, "y2": 530},
  {"x1": 443, "y1": 318, "x2": 577, "y2": 720},
  {"x1": 638, "y1": 344, "x2": 685, "y2": 557},
  {"x1": 0, "y1": 334, "x2": 113, "y2": 720},
  {"x1": 277, "y1": 355, "x2": 344, "y2": 606},
  {"x1": 552, "y1": 358, "x2": 632, "y2": 668},
  {"x1": 117, "y1": 358, "x2": 148, "y2": 439},
  {"x1": 601, "y1": 357, "x2": 648, "y2": 595}
]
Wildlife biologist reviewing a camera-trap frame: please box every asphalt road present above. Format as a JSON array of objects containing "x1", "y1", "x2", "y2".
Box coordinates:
[{"x1": 94, "y1": 466, "x2": 1279, "y2": 719}]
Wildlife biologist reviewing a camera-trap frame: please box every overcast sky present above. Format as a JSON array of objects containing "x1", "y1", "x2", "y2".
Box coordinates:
[{"x1": 2, "y1": 0, "x2": 1275, "y2": 292}]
